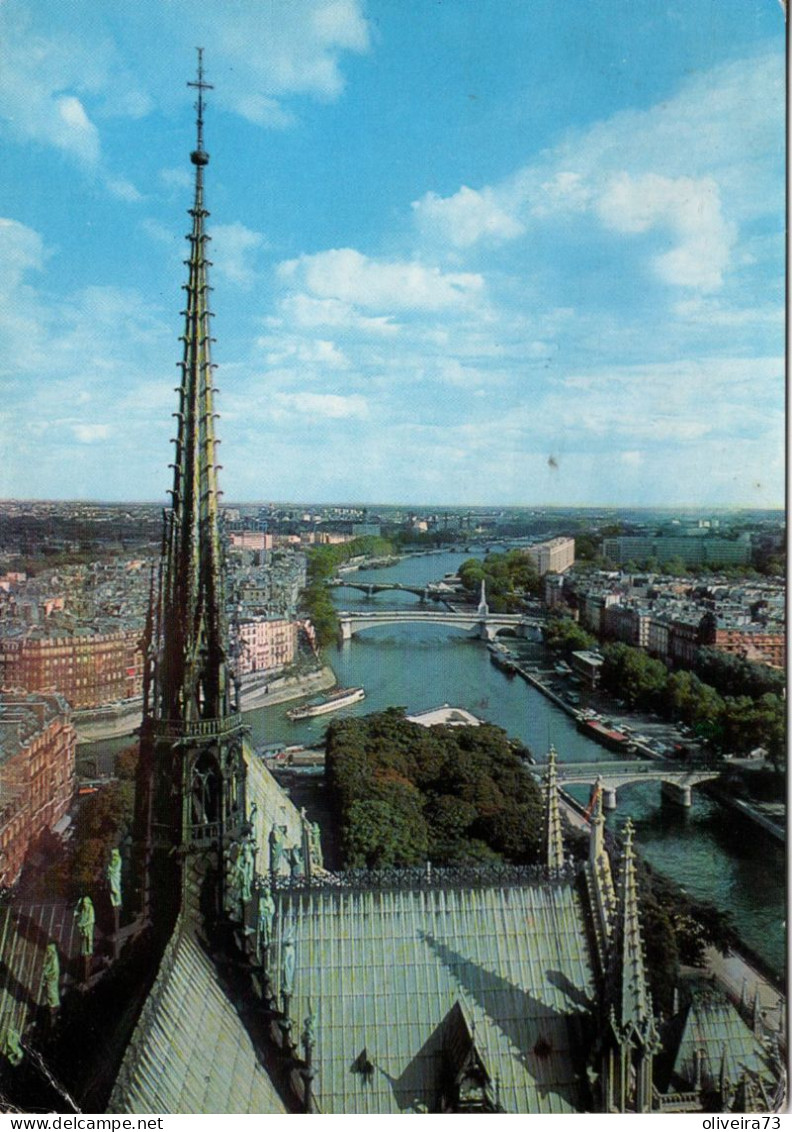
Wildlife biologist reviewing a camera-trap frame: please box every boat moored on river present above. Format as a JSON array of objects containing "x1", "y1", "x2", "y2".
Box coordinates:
[
  {"x1": 286, "y1": 685, "x2": 365, "y2": 721},
  {"x1": 576, "y1": 714, "x2": 632, "y2": 753}
]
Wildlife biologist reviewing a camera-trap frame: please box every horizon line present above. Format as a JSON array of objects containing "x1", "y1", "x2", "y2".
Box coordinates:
[{"x1": 0, "y1": 497, "x2": 785, "y2": 513}]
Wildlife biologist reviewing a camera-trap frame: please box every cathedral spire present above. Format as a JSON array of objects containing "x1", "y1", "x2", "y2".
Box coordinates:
[
  {"x1": 586, "y1": 776, "x2": 616, "y2": 960},
  {"x1": 601, "y1": 819, "x2": 661, "y2": 1112},
  {"x1": 543, "y1": 745, "x2": 565, "y2": 873},
  {"x1": 157, "y1": 47, "x2": 231, "y2": 726},
  {"x1": 611, "y1": 821, "x2": 653, "y2": 1036},
  {"x1": 135, "y1": 53, "x2": 247, "y2": 903}
]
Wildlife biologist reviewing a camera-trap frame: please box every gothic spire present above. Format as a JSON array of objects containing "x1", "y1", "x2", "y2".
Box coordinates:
[
  {"x1": 543, "y1": 745, "x2": 565, "y2": 873},
  {"x1": 608, "y1": 820, "x2": 656, "y2": 1041},
  {"x1": 586, "y1": 776, "x2": 616, "y2": 952},
  {"x1": 600, "y1": 819, "x2": 661, "y2": 1113},
  {"x1": 157, "y1": 47, "x2": 231, "y2": 726}
]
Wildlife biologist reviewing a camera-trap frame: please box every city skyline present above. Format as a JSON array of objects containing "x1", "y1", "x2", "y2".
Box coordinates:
[{"x1": 0, "y1": 0, "x2": 785, "y2": 509}]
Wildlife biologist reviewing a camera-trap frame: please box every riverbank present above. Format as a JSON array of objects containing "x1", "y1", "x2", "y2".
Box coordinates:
[
  {"x1": 74, "y1": 662, "x2": 338, "y2": 742},
  {"x1": 700, "y1": 779, "x2": 785, "y2": 843},
  {"x1": 242, "y1": 664, "x2": 337, "y2": 711},
  {"x1": 504, "y1": 646, "x2": 787, "y2": 844},
  {"x1": 556, "y1": 788, "x2": 786, "y2": 1030}
]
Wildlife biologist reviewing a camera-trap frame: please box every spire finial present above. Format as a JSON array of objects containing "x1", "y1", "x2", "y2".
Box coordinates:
[{"x1": 188, "y1": 47, "x2": 213, "y2": 164}]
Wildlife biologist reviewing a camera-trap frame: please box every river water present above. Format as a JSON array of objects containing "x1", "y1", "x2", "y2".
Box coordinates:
[
  {"x1": 241, "y1": 548, "x2": 785, "y2": 977},
  {"x1": 80, "y1": 549, "x2": 784, "y2": 974}
]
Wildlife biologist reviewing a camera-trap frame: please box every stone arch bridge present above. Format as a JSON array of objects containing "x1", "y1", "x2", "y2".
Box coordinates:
[
  {"x1": 534, "y1": 757, "x2": 719, "y2": 809},
  {"x1": 329, "y1": 578, "x2": 453, "y2": 601},
  {"x1": 337, "y1": 609, "x2": 544, "y2": 642}
]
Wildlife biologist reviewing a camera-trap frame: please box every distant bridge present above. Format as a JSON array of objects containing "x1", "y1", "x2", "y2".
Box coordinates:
[
  {"x1": 337, "y1": 609, "x2": 544, "y2": 642},
  {"x1": 533, "y1": 757, "x2": 719, "y2": 809},
  {"x1": 328, "y1": 578, "x2": 455, "y2": 601}
]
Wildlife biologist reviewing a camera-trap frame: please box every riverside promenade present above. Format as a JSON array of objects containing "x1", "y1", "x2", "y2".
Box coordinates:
[{"x1": 74, "y1": 663, "x2": 337, "y2": 742}]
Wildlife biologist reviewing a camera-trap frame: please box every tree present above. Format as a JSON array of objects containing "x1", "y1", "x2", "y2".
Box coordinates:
[
  {"x1": 326, "y1": 712, "x2": 544, "y2": 868},
  {"x1": 694, "y1": 648, "x2": 784, "y2": 699},
  {"x1": 601, "y1": 643, "x2": 667, "y2": 707},
  {"x1": 543, "y1": 615, "x2": 596, "y2": 656},
  {"x1": 71, "y1": 781, "x2": 135, "y2": 896}
]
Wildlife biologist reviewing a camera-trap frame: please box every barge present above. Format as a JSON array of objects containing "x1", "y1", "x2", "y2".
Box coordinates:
[
  {"x1": 576, "y1": 715, "x2": 632, "y2": 753},
  {"x1": 286, "y1": 686, "x2": 365, "y2": 721}
]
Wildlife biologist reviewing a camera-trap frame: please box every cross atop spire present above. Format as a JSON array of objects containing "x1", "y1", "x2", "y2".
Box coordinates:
[{"x1": 188, "y1": 47, "x2": 213, "y2": 162}]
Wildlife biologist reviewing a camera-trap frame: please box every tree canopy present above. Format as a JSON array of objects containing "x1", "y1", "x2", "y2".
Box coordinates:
[
  {"x1": 325, "y1": 710, "x2": 542, "y2": 868},
  {"x1": 543, "y1": 614, "x2": 597, "y2": 655},
  {"x1": 458, "y1": 550, "x2": 540, "y2": 611}
]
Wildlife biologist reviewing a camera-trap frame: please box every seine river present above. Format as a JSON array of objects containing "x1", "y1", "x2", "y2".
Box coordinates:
[{"x1": 242, "y1": 548, "x2": 785, "y2": 977}]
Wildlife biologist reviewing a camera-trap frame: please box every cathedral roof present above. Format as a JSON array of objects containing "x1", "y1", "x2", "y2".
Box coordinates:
[
  {"x1": 108, "y1": 922, "x2": 287, "y2": 1114},
  {"x1": 267, "y1": 879, "x2": 597, "y2": 1113},
  {"x1": 659, "y1": 982, "x2": 776, "y2": 1098}
]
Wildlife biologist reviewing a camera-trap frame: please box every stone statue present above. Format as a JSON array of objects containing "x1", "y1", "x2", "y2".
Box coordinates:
[
  {"x1": 224, "y1": 841, "x2": 242, "y2": 919},
  {"x1": 308, "y1": 822, "x2": 324, "y2": 870},
  {"x1": 239, "y1": 835, "x2": 256, "y2": 904},
  {"x1": 289, "y1": 844, "x2": 305, "y2": 879},
  {"x1": 75, "y1": 896, "x2": 95, "y2": 956},
  {"x1": 41, "y1": 942, "x2": 60, "y2": 1011},
  {"x1": 269, "y1": 823, "x2": 285, "y2": 875},
  {"x1": 107, "y1": 848, "x2": 122, "y2": 910},
  {"x1": 75, "y1": 896, "x2": 95, "y2": 982},
  {"x1": 257, "y1": 883, "x2": 276, "y2": 961},
  {"x1": 0, "y1": 1026, "x2": 23, "y2": 1067},
  {"x1": 282, "y1": 934, "x2": 296, "y2": 998},
  {"x1": 302, "y1": 1003, "x2": 316, "y2": 1052}
]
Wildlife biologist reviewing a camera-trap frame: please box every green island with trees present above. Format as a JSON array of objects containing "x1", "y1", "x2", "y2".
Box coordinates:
[
  {"x1": 323, "y1": 709, "x2": 738, "y2": 1013},
  {"x1": 325, "y1": 709, "x2": 542, "y2": 867}
]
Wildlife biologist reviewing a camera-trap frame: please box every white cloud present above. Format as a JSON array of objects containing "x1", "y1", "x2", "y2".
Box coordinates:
[
  {"x1": 0, "y1": 218, "x2": 47, "y2": 291},
  {"x1": 551, "y1": 356, "x2": 783, "y2": 444},
  {"x1": 258, "y1": 335, "x2": 349, "y2": 370},
  {"x1": 0, "y1": 10, "x2": 121, "y2": 165},
  {"x1": 106, "y1": 176, "x2": 144, "y2": 203},
  {"x1": 211, "y1": 223, "x2": 266, "y2": 288},
  {"x1": 278, "y1": 248, "x2": 484, "y2": 312},
  {"x1": 412, "y1": 50, "x2": 781, "y2": 292},
  {"x1": 164, "y1": 0, "x2": 371, "y2": 124},
  {"x1": 531, "y1": 172, "x2": 592, "y2": 217},
  {"x1": 0, "y1": 0, "x2": 371, "y2": 184},
  {"x1": 274, "y1": 391, "x2": 368, "y2": 420},
  {"x1": 72, "y1": 423, "x2": 111, "y2": 443},
  {"x1": 278, "y1": 293, "x2": 400, "y2": 335},
  {"x1": 413, "y1": 185, "x2": 524, "y2": 248},
  {"x1": 55, "y1": 95, "x2": 100, "y2": 163},
  {"x1": 596, "y1": 173, "x2": 736, "y2": 290},
  {"x1": 159, "y1": 167, "x2": 193, "y2": 192}
]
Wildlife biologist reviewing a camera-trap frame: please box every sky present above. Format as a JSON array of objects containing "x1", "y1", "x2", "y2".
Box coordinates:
[{"x1": 0, "y1": 0, "x2": 785, "y2": 508}]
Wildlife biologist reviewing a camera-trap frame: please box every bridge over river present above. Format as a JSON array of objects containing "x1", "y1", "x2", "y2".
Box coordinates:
[
  {"x1": 337, "y1": 608, "x2": 544, "y2": 642},
  {"x1": 533, "y1": 757, "x2": 719, "y2": 808},
  {"x1": 329, "y1": 578, "x2": 455, "y2": 601}
]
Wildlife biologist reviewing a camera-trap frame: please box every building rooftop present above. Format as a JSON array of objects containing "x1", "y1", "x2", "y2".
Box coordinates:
[
  {"x1": 109, "y1": 922, "x2": 288, "y2": 1115},
  {"x1": 0, "y1": 693, "x2": 69, "y2": 762},
  {"x1": 406, "y1": 705, "x2": 482, "y2": 728},
  {"x1": 268, "y1": 879, "x2": 597, "y2": 1113}
]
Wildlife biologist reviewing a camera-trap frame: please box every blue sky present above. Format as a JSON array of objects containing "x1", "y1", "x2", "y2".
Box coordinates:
[{"x1": 0, "y1": 0, "x2": 785, "y2": 507}]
